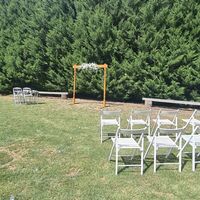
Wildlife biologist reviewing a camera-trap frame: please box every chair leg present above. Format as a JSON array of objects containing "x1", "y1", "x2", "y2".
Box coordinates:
[
  {"x1": 192, "y1": 145, "x2": 196, "y2": 172},
  {"x1": 144, "y1": 142, "x2": 151, "y2": 159},
  {"x1": 109, "y1": 143, "x2": 115, "y2": 161},
  {"x1": 100, "y1": 125, "x2": 103, "y2": 143},
  {"x1": 179, "y1": 151, "x2": 182, "y2": 172},
  {"x1": 154, "y1": 146, "x2": 157, "y2": 173},
  {"x1": 141, "y1": 150, "x2": 144, "y2": 175},
  {"x1": 179, "y1": 137, "x2": 182, "y2": 172},
  {"x1": 21, "y1": 96, "x2": 24, "y2": 104},
  {"x1": 141, "y1": 137, "x2": 144, "y2": 175},
  {"x1": 127, "y1": 121, "x2": 130, "y2": 129},
  {"x1": 115, "y1": 147, "x2": 118, "y2": 175},
  {"x1": 148, "y1": 124, "x2": 150, "y2": 136}
]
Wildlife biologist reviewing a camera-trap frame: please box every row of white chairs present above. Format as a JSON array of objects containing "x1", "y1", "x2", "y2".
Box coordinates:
[
  {"x1": 100, "y1": 109, "x2": 185, "y2": 143},
  {"x1": 13, "y1": 87, "x2": 38, "y2": 104},
  {"x1": 100, "y1": 109, "x2": 200, "y2": 175}
]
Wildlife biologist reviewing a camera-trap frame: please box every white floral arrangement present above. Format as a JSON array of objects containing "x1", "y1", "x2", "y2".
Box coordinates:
[{"x1": 79, "y1": 63, "x2": 99, "y2": 71}]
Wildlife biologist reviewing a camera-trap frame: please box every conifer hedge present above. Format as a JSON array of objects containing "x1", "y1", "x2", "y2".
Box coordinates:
[{"x1": 1, "y1": 0, "x2": 200, "y2": 102}]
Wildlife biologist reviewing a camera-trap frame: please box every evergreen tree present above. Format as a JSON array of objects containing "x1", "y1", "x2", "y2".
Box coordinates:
[{"x1": 0, "y1": 0, "x2": 200, "y2": 102}]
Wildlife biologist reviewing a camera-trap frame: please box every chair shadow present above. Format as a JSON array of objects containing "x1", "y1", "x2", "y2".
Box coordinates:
[
  {"x1": 102, "y1": 133, "x2": 116, "y2": 142},
  {"x1": 110, "y1": 155, "x2": 145, "y2": 174},
  {"x1": 25, "y1": 102, "x2": 46, "y2": 106},
  {"x1": 110, "y1": 153, "x2": 191, "y2": 174},
  {"x1": 143, "y1": 159, "x2": 154, "y2": 173},
  {"x1": 181, "y1": 152, "x2": 200, "y2": 170},
  {"x1": 155, "y1": 153, "x2": 188, "y2": 171}
]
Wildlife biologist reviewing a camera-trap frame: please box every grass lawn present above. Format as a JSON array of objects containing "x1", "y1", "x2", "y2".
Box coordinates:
[{"x1": 0, "y1": 96, "x2": 199, "y2": 200}]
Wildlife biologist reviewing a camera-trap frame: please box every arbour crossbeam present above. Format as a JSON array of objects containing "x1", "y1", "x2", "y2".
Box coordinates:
[{"x1": 72, "y1": 63, "x2": 107, "y2": 107}]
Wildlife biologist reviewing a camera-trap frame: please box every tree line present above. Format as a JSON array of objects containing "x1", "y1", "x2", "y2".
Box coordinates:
[{"x1": 0, "y1": 0, "x2": 200, "y2": 102}]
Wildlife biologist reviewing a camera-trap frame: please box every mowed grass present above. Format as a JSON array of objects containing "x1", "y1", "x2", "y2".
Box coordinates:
[{"x1": 0, "y1": 96, "x2": 199, "y2": 200}]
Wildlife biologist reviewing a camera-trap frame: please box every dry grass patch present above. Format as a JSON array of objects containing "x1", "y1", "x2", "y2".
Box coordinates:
[{"x1": 66, "y1": 167, "x2": 82, "y2": 178}]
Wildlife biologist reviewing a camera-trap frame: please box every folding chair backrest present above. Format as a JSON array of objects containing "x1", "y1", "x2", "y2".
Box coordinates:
[
  {"x1": 118, "y1": 128, "x2": 147, "y2": 137},
  {"x1": 157, "y1": 110, "x2": 197, "y2": 136},
  {"x1": 182, "y1": 109, "x2": 198, "y2": 129},
  {"x1": 130, "y1": 109, "x2": 151, "y2": 121},
  {"x1": 100, "y1": 110, "x2": 121, "y2": 120},
  {"x1": 23, "y1": 87, "x2": 32, "y2": 95},
  {"x1": 13, "y1": 87, "x2": 22, "y2": 95},
  {"x1": 158, "y1": 127, "x2": 183, "y2": 136},
  {"x1": 158, "y1": 109, "x2": 179, "y2": 121},
  {"x1": 193, "y1": 110, "x2": 200, "y2": 119},
  {"x1": 178, "y1": 121, "x2": 200, "y2": 157}
]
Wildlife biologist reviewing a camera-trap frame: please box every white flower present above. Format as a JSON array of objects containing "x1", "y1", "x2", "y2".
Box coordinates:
[{"x1": 79, "y1": 63, "x2": 99, "y2": 71}]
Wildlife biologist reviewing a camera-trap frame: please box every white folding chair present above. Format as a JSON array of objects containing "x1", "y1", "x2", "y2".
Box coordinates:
[
  {"x1": 23, "y1": 87, "x2": 33, "y2": 104},
  {"x1": 100, "y1": 110, "x2": 121, "y2": 143},
  {"x1": 151, "y1": 109, "x2": 179, "y2": 135},
  {"x1": 109, "y1": 128, "x2": 146, "y2": 175},
  {"x1": 144, "y1": 110, "x2": 196, "y2": 173},
  {"x1": 179, "y1": 124, "x2": 200, "y2": 171},
  {"x1": 127, "y1": 109, "x2": 151, "y2": 135},
  {"x1": 13, "y1": 87, "x2": 24, "y2": 104},
  {"x1": 182, "y1": 110, "x2": 200, "y2": 132},
  {"x1": 32, "y1": 90, "x2": 39, "y2": 104}
]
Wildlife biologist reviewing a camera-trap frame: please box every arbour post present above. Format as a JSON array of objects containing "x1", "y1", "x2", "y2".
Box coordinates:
[
  {"x1": 72, "y1": 63, "x2": 107, "y2": 107},
  {"x1": 103, "y1": 64, "x2": 107, "y2": 108}
]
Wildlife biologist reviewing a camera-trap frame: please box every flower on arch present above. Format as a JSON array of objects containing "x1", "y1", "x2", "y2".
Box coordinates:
[{"x1": 79, "y1": 63, "x2": 99, "y2": 71}]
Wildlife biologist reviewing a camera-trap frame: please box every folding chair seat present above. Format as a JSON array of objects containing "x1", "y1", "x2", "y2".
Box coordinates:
[
  {"x1": 100, "y1": 110, "x2": 121, "y2": 143},
  {"x1": 13, "y1": 87, "x2": 24, "y2": 104},
  {"x1": 182, "y1": 110, "x2": 200, "y2": 132},
  {"x1": 127, "y1": 109, "x2": 151, "y2": 135},
  {"x1": 179, "y1": 125, "x2": 200, "y2": 171},
  {"x1": 109, "y1": 128, "x2": 146, "y2": 175},
  {"x1": 147, "y1": 135, "x2": 177, "y2": 148},
  {"x1": 144, "y1": 110, "x2": 196, "y2": 173},
  {"x1": 151, "y1": 109, "x2": 179, "y2": 135}
]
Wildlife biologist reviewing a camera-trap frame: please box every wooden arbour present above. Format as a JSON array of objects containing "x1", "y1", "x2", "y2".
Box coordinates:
[{"x1": 73, "y1": 64, "x2": 107, "y2": 107}]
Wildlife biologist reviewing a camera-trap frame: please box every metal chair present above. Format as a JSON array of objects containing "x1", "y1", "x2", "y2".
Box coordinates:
[
  {"x1": 32, "y1": 90, "x2": 39, "y2": 104},
  {"x1": 182, "y1": 110, "x2": 200, "y2": 132},
  {"x1": 23, "y1": 87, "x2": 33, "y2": 104},
  {"x1": 127, "y1": 109, "x2": 151, "y2": 135},
  {"x1": 100, "y1": 110, "x2": 121, "y2": 143},
  {"x1": 144, "y1": 110, "x2": 196, "y2": 173},
  {"x1": 151, "y1": 109, "x2": 179, "y2": 135},
  {"x1": 13, "y1": 87, "x2": 24, "y2": 104},
  {"x1": 179, "y1": 121, "x2": 200, "y2": 171},
  {"x1": 109, "y1": 128, "x2": 146, "y2": 175}
]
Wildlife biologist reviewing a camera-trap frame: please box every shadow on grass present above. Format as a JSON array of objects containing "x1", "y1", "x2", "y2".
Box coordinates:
[
  {"x1": 25, "y1": 102, "x2": 46, "y2": 106},
  {"x1": 181, "y1": 152, "x2": 200, "y2": 170},
  {"x1": 109, "y1": 153, "x2": 193, "y2": 174},
  {"x1": 102, "y1": 133, "x2": 116, "y2": 143},
  {"x1": 154, "y1": 153, "x2": 188, "y2": 171},
  {"x1": 110, "y1": 155, "x2": 146, "y2": 174}
]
